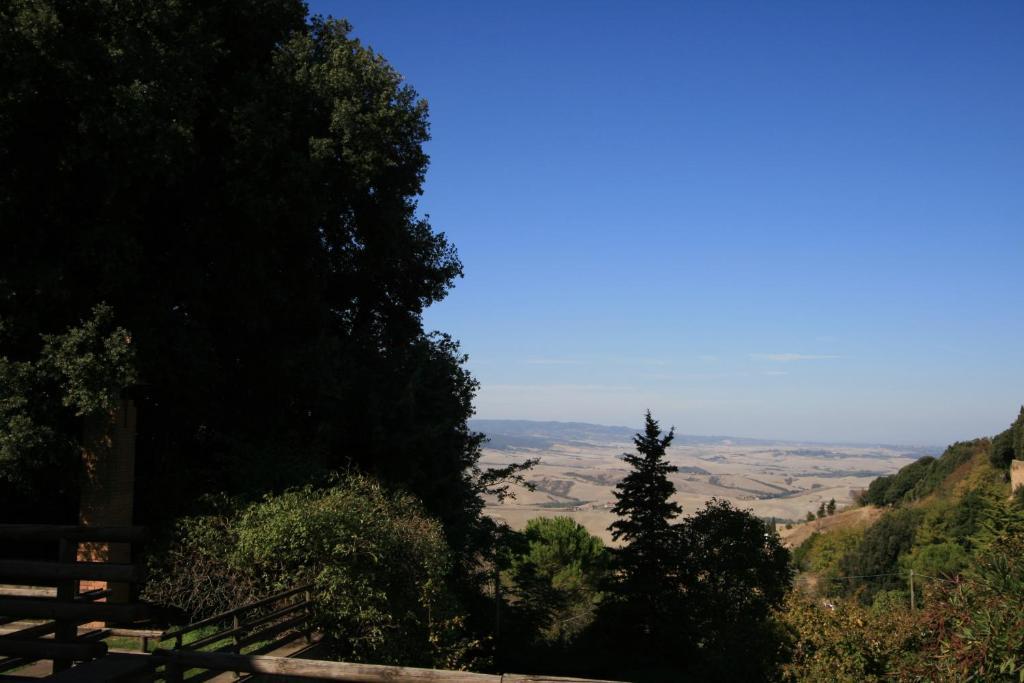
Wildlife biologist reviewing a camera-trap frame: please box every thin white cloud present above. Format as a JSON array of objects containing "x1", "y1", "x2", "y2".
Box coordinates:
[
  {"x1": 524, "y1": 357, "x2": 585, "y2": 365},
  {"x1": 750, "y1": 353, "x2": 841, "y2": 363}
]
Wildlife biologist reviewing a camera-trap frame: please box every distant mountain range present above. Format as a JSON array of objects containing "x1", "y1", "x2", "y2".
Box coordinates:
[{"x1": 469, "y1": 419, "x2": 939, "y2": 455}]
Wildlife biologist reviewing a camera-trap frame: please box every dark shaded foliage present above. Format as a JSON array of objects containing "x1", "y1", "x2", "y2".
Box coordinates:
[
  {"x1": 862, "y1": 439, "x2": 988, "y2": 507},
  {"x1": 990, "y1": 406, "x2": 1024, "y2": 470},
  {"x1": 0, "y1": 0, "x2": 507, "y2": 557},
  {"x1": 839, "y1": 507, "x2": 923, "y2": 601}
]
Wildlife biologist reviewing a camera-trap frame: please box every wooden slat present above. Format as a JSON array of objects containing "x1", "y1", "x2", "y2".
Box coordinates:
[
  {"x1": 0, "y1": 560, "x2": 139, "y2": 583},
  {"x1": 0, "y1": 597, "x2": 147, "y2": 623},
  {"x1": 153, "y1": 650, "x2": 503, "y2": 681},
  {"x1": 0, "y1": 638, "x2": 106, "y2": 661},
  {"x1": 242, "y1": 598, "x2": 307, "y2": 631},
  {"x1": 0, "y1": 525, "x2": 145, "y2": 543},
  {"x1": 234, "y1": 613, "x2": 307, "y2": 649},
  {"x1": 162, "y1": 584, "x2": 311, "y2": 639},
  {"x1": 105, "y1": 627, "x2": 163, "y2": 639}
]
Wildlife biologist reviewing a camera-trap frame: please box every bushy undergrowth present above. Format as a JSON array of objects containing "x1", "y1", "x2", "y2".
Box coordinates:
[
  {"x1": 783, "y1": 507, "x2": 1024, "y2": 682},
  {"x1": 144, "y1": 474, "x2": 480, "y2": 669}
]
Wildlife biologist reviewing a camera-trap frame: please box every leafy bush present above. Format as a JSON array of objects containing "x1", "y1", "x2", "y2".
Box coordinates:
[
  {"x1": 780, "y1": 593, "x2": 925, "y2": 682},
  {"x1": 913, "y1": 509, "x2": 1024, "y2": 681},
  {"x1": 990, "y1": 407, "x2": 1024, "y2": 469},
  {"x1": 839, "y1": 507, "x2": 923, "y2": 601},
  {"x1": 793, "y1": 528, "x2": 863, "y2": 593},
  {"x1": 142, "y1": 499, "x2": 261, "y2": 620},
  {"x1": 145, "y1": 475, "x2": 479, "y2": 669},
  {"x1": 862, "y1": 456, "x2": 934, "y2": 506}
]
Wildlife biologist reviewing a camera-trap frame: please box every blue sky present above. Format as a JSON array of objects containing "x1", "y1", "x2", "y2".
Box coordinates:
[{"x1": 308, "y1": 1, "x2": 1023, "y2": 445}]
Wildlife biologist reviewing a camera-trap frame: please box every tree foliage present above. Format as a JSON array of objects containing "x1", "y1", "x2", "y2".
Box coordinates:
[
  {"x1": 0, "y1": 0, "x2": 509, "y2": 551},
  {"x1": 676, "y1": 498, "x2": 792, "y2": 679},
  {"x1": 990, "y1": 406, "x2": 1024, "y2": 469},
  {"x1": 505, "y1": 517, "x2": 608, "y2": 644},
  {"x1": 145, "y1": 474, "x2": 479, "y2": 668}
]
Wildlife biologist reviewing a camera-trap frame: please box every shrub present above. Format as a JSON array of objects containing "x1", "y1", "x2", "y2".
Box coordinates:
[
  {"x1": 779, "y1": 593, "x2": 925, "y2": 682},
  {"x1": 141, "y1": 499, "x2": 261, "y2": 620},
  {"x1": 145, "y1": 475, "x2": 479, "y2": 669}
]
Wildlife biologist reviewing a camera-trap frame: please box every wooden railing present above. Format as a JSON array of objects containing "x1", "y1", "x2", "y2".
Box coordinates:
[
  {"x1": 152, "y1": 650, "x2": 624, "y2": 683},
  {"x1": 0, "y1": 524, "x2": 149, "y2": 675},
  {"x1": 157, "y1": 584, "x2": 314, "y2": 681}
]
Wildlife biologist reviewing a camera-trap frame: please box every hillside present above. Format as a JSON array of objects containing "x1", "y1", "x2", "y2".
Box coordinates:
[
  {"x1": 779, "y1": 504, "x2": 884, "y2": 549},
  {"x1": 789, "y1": 408, "x2": 1024, "y2": 602}
]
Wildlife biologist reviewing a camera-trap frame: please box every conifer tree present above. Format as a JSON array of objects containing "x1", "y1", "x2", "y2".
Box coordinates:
[
  {"x1": 606, "y1": 411, "x2": 682, "y2": 640},
  {"x1": 609, "y1": 410, "x2": 681, "y2": 549},
  {"x1": 827, "y1": 498, "x2": 837, "y2": 516}
]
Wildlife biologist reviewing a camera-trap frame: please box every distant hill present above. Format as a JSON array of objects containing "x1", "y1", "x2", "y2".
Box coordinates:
[{"x1": 469, "y1": 419, "x2": 938, "y2": 453}]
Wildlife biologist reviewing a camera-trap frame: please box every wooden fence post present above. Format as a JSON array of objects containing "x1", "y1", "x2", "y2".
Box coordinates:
[
  {"x1": 52, "y1": 537, "x2": 77, "y2": 674},
  {"x1": 303, "y1": 590, "x2": 312, "y2": 644}
]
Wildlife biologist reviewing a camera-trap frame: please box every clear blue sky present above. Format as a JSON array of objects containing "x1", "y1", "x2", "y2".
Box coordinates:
[{"x1": 308, "y1": 1, "x2": 1023, "y2": 445}]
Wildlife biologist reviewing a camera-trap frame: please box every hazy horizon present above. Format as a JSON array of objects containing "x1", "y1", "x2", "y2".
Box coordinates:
[
  {"x1": 313, "y1": 1, "x2": 1024, "y2": 446},
  {"x1": 469, "y1": 416, "x2": 946, "y2": 449}
]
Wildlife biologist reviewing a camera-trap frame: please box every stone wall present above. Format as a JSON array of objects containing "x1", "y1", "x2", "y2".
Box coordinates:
[{"x1": 1011, "y1": 460, "x2": 1024, "y2": 498}]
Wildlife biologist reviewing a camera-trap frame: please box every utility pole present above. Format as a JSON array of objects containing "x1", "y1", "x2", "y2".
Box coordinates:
[{"x1": 909, "y1": 569, "x2": 915, "y2": 611}]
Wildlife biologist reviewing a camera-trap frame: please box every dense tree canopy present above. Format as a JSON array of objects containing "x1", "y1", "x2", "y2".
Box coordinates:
[{"x1": 0, "y1": 0, "x2": 486, "y2": 545}]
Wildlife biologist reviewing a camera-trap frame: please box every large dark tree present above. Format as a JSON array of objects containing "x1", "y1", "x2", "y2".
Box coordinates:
[
  {"x1": 0, "y1": 1, "x2": 487, "y2": 546},
  {"x1": 676, "y1": 499, "x2": 791, "y2": 680}
]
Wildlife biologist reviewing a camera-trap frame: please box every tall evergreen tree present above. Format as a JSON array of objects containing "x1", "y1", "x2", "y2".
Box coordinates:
[
  {"x1": 605, "y1": 411, "x2": 682, "y2": 644},
  {"x1": 609, "y1": 411, "x2": 681, "y2": 548}
]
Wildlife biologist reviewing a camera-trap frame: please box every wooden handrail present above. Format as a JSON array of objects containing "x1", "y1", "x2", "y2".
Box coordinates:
[
  {"x1": 161, "y1": 583, "x2": 312, "y2": 639},
  {"x1": 0, "y1": 559, "x2": 140, "y2": 583},
  {"x1": 0, "y1": 524, "x2": 146, "y2": 543},
  {"x1": 0, "y1": 597, "x2": 148, "y2": 622},
  {"x1": 153, "y1": 650, "x2": 625, "y2": 682},
  {"x1": 0, "y1": 638, "x2": 106, "y2": 661}
]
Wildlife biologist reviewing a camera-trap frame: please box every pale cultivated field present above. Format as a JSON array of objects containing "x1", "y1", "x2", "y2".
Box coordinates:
[{"x1": 482, "y1": 438, "x2": 918, "y2": 545}]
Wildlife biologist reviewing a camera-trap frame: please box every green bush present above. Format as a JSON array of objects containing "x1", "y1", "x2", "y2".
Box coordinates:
[
  {"x1": 145, "y1": 475, "x2": 479, "y2": 669},
  {"x1": 839, "y1": 507, "x2": 923, "y2": 601}
]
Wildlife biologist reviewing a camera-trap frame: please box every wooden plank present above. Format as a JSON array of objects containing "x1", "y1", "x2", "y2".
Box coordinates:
[
  {"x1": 234, "y1": 613, "x2": 307, "y2": 649},
  {"x1": 242, "y1": 598, "x2": 307, "y2": 630},
  {"x1": 152, "y1": 650, "x2": 503, "y2": 681},
  {"x1": 52, "y1": 537, "x2": 76, "y2": 674},
  {"x1": 46, "y1": 652, "x2": 152, "y2": 681},
  {"x1": 0, "y1": 525, "x2": 145, "y2": 543},
  {"x1": 0, "y1": 560, "x2": 139, "y2": 583},
  {"x1": 0, "y1": 639, "x2": 106, "y2": 661},
  {"x1": 105, "y1": 627, "x2": 164, "y2": 638},
  {"x1": 0, "y1": 597, "x2": 147, "y2": 623},
  {"x1": 501, "y1": 676, "x2": 626, "y2": 683}
]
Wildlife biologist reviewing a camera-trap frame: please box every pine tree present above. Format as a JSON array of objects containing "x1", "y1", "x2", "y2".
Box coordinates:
[
  {"x1": 827, "y1": 498, "x2": 837, "y2": 516},
  {"x1": 817, "y1": 502, "x2": 826, "y2": 519},
  {"x1": 603, "y1": 411, "x2": 683, "y2": 650},
  {"x1": 609, "y1": 410, "x2": 681, "y2": 547}
]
